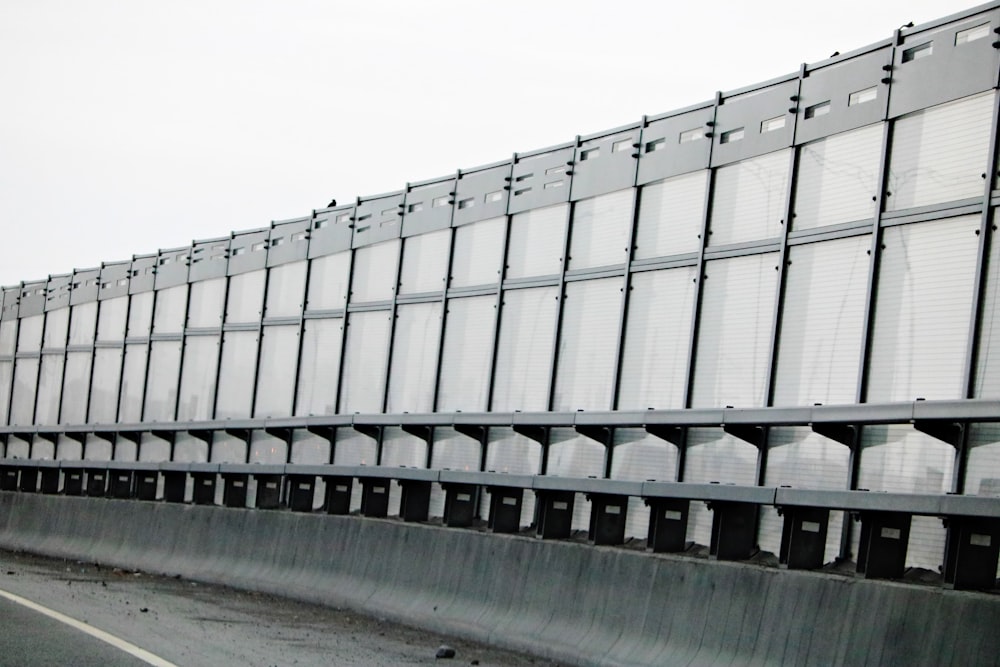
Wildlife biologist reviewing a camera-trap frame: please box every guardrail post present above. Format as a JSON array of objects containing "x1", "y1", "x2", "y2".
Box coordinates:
[
  {"x1": 109, "y1": 469, "x2": 134, "y2": 498},
  {"x1": 587, "y1": 493, "x2": 629, "y2": 546},
  {"x1": 287, "y1": 474, "x2": 316, "y2": 512},
  {"x1": 645, "y1": 498, "x2": 691, "y2": 553},
  {"x1": 708, "y1": 501, "x2": 759, "y2": 560},
  {"x1": 441, "y1": 482, "x2": 478, "y2": 527},
  {"x1": 135, "y1": 470, "x2": 159, "y2": 501},
  {"x1": 856, "y1": 511, "x2": 911, "y2": 579},
  {"x1": 17, "y1": 465, "x2": 38, "y2": 493},
  {"x1": 254, "y1": 473, "x2": 283, "y2": 510},
  {"x1": 324, "y1": 476, "x2": 353, "y2": 515},
  {"x1": 162, "y1": 471, "x2": 187, "y2": 503},
  {"x1": 63, "y1": 467, "x2": 84, "y2": 496},
  {"x1": 487, "y1": 486, "x2": 524, "y2": 533},
  {"x1": 778, "y1": 506, "x2": 830, "y2": 570},
  {"x1": 943, "y1": 516, "x2": 1000, "y2": 590},
  {"x1": 535, "y1": 490, "x2": 575, "y2": 539},
  {"x1": 0, "y1": 464, "x2": 16, "y2": 491},
  {"x1": 397, "y1": 480, "x2": 431, "y2": 522},
  {"x1": 85, "y1": 467, "x2": 107, "y2": 497},
  {"x1": 359, "y1": 477, "x2": 390, "y2": 518},
  {"x1": 192, "y1": 472, "x2": 217, "y2": 505},
  {"x1": 222, "y1": 473, "x2": 249, "y2": 508}
]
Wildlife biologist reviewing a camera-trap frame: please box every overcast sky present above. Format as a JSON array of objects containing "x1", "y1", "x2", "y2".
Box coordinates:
[{"x1": 0, "y1": 0, "x2": 975, "y2": 287}]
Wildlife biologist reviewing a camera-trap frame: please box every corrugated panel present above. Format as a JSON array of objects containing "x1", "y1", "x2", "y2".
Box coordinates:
[
  {"x1": 437, "y1": 295, "x2": 495, "y2": 412},
  {"x1": 709, "y1": 149, "x2": 790, "y2": 246},
  {"x1": 143, "y1": 341, "x2": 181, "y2": 421},
  {"x1": 96, "y1": 296, "x2": 128, "y2": 342},
  {"x1": 68, "y1": 302, "x2": 97, "y2": 345},
  {"x1": 449, "y1": 217, "x2": 505, "y2": 288},
  {"x1": 34, "y1": 354, "x2": 64, "y2": 425},
  {"x1": 254, "y1": 325, "x2": 299, "y2": 418},
  {"x1": 618, "y1": 267, "x2": 696, "y2": 409},
  {"x1": 792, "y1": 123, "x2": 882, "y2": 230},
  {"x1": 867, "y1": 216, "x2": 979, "y2": 402},
  {"x1": 386, "y1": 302, "x2": 442, "y2": 413},
  {"x1": 152, "y1": 285, "x2": 188, "y2": 334},
  {"x1": 567, "y1": 189, "x2": 633, "y2": 270},
  {"x1": 773, "y1": 235, "x2": 870, "y2": 406},
  {"x1": 306, "y1": 251, "x2": 351, "y2": 311},
  {"x1": 758, "y1": 427, "x2": 849, "y2": 564},
  {"x1": 0, "y1": 360, "x2": 11, "y2": 424},
  {"x1": 264, "y1": 261, "x2": 307, "y2": 318},
  {"x1": 553, "y1": 278, "x2": 622, "y2": 411},
  {"x1": 118, "y1": 344, "x2": 147, "y2": 423},
  {"x1": 9, "y1": 358, "x2": 39, "y2": 426},
  {"x1": 683, "y1": 428, "x2": 760, "y2": 548},
  {"x1": 42, "y1": 310, "x2": 68, "y2": 349},
  {"x1": 858, "y1": 424, "x2": 953, "y2": 570},
  {"x1": 431, "y1": 427, "x2": 481, "y2": 471},
  {"x1": 691, "y1": 253, "x2": 779, "y2": 408},
  {"x1": 399, "y1": 228, "x2": 450, "y2": 295},
  {"x1": 215, "y1": 331, "x2": 258, "y2": 418},
  {"x1": 975, "y1": 228, "x2": 1000, "y2": 398},
  {"x1": 17, "y1": 315, "x2": 43, "y2": 352},
  {"x1": 89, "y1": 348, "x2": 122, "y2": 423},
  {"x1": 177, "y1": 335, "x2": 219, "y2": 421},
  {"x1": 225, "y1": 270, "x2": 265, "y2": 323},
  {"x1": 333, "y1": 430, "x2": 377, "y2": 466},
  {"x1": 491, "y1": 286, "x2": 559, "y2": 411},
  {"x1": 295, "y1": 317, "x2": 343, "y2": 416},
  {"x1": 381, "y1": 427, "x2": 427, "y2": 468},
  {"x1": 126, "y1": 292, "x2": 153, "y2": 337},
  {"x1": 339, "y1": 310, "x2": 391, "y2": 413},
  {"x1": 886, "y1": 91, "x2": 993, "y2": 212},
  {"x1": 350, "y1": 239, "x2": 400, "y2": 303},
  {"x1": 505, "y1": 203, "x2": 568, "y2": 279},
  {"x1": 634, "y1": 171, "x2": 707, "y2": 260}
]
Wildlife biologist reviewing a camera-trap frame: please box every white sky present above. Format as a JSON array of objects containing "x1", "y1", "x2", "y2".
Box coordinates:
[{"x1": 0, "y1": 0, "x2": 976, "y2": 287}]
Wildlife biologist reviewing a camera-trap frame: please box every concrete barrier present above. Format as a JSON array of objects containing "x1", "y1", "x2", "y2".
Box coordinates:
[{"x1": 0, "y1": 491, "x2": 998, "y2": 666}]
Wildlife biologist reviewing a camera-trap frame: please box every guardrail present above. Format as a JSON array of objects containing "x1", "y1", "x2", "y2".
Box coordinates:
[{"x1": 1, "y1": 458, "x2": 998, "y2": 591}]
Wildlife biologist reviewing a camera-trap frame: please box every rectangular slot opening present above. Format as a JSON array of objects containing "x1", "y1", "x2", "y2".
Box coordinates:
[
  {"x1": 407, "y1": 202, "x2": 424, "y2": 213},
  {"x1": 804, "y1": 101, "x2": 831, "y2": 119},
  {"x1": 646, "y1": 137, "x2": 666, "y2": 152},
  {"x1": 580, "y1": 147, "x2": 600, "y2": 161},
  {"x1": 432, "y1": 196, "x2": 449, "y2": 208},
  {"x1": 848, "y1": 86, "x2": 878, "y2": 106},
  {"x1": 720, "y1": 127, "x2": 745, "y2": 144},
  {"x1": 955, "y1": 23, "x2": 989, "y2": 45},
  {"x1": 612, "y1": 138, "x2": 633, "y2": 152},
  {"x1": 902, "y1": 41, "x2": 933, "y2": 62},
  {"x1": 485, "y1": 190, "x2": 503, "y2": 203},
  {"x1": 679, "y1": 128, "x2": 703, "y2": 144},
  {"x1": 760, "y1": 116, "x2": 785, "y2": 133},
  {"x1": 458, "y1": 197, "x2": 475, "y2": 209}
]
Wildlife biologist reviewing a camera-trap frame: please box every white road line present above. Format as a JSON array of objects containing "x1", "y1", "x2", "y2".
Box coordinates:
[{"x1": 0, "y1": 588, "x2": 178, "y2": 667}]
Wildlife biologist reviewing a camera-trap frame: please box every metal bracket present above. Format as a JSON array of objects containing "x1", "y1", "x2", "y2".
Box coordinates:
[
  {"x1": 575, "y1": 425, "x2": 611, "y2": 445},
  {"x1": 723, "y1": 424, "x2": 766, "y2": 448},
  {"x1": 118, "y1": 431, "x2": 142, "y2": 445},
  {"x1": 306, "y1": 425, "x2": 336, "y2": 443},
  {"x1": 811, "y1": 423, "x2": 857, "y2": 447},
  {"x1": 188, "y1": 429, "x2": 215, "y2": 445},
  {"x1": 645, "y1": 424, "x2": 684, "y2": 446},
  {"x1": 913, "y1": 419, "x2": 964, "y2": 448},
  {"x1": 353, "y1": 424, "x2": 382, "y2": 441},
  {"x1": 224, "y1": 428, "x2": 251, "y2": 443},
  {"x1": 454, "y1": 424, "x2": 488, "y2": 444},
  {"x1": 402, "y1": 424, "x2": 433, "y2": 443},
  {"x1": 36, "y1": 431, "x2": 59, "y2": 445},
  {"x1": 151, "y1": 430, "x2": 176, "y2": 445},
  {"x1": 90, "y1": 431, "x2": 113, "y2": 444},
  {"x1": 264, "y1": 427, "x2": 294, "y2": 444},
  {"x1": 513, "y1": 424, "x2": 547, "y2": 445}
]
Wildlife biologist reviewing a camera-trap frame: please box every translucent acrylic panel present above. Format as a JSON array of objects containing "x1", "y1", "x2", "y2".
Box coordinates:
[
  {"x1": 858, "y1": 425, "x2": 953, "y2": 570},
  {"x1": 568, "y1": 189, "x2": 633, "y2": 270},
  {"x1": 437, "y1": 295, "x2": 496, "y2": 412},
  {"x1": 84, "y1": 433, "x2": 112, "y2": 460},
  {"x1": 210, "y1": 432, "x2": 247, "y2": 464},
  {"x1": 186, "y1": 278, "x2": 226, "y2": 328},
  {"x1": 143, "y1": 340, "x2": 181, "y2": 421},
  {"x1": 5, "y1": 437, "x2": 29, "y2": 458},
  {"x1": 432, "y1": 427, "x2": 481, "y2": 471},
  {"x1": 399, "y1": 229, "x2": 450, "y2": 295},
  {"x1": 89, "y1": 348, "x2": 122, "y2": 423},
  {"x1": 683, "y1": 428, "x2": 759, "y2": 547},
  {"x1": 31, "y1": 435, "x2": 54, "y2": 460},
  {"x1": 254, "y1": 325, "x2": 299, "y2": 418},
  {"x1": 386, "y1": 302, "x2": 442, "y2": 413},
  {"x1": 618, "y1": 267, "x2": 696, "y2": 409},
  {"x1": 792, "y1": 123, "x2": 882, "y2": 230},
  {"x1": 350, "y1": 239, "x2": 400, "y2": 303},
  {"x1": 886, "y1": 91, "x2": 994, "y2": 212},
  {"x1": 691, "y1": 253, "x2": 779, "y2": 408},
  {"x1": 773, "y1": 235, "x2": 870, "y2": 406},
  {"x1": 215, "y1": 331, "x2": 258, "y2": 418},
  {"x1": 552, "y1": 277, "x2": 622, "y2": 411},
  {"x1": 138, "y1": 432, "x2": 171, "y2": 462},
  {"x1": 225, "y1": 270, "x2": 266, "y2": 323},
  {"x1": 0, "y1": 321, "x2": 16, "y2": 355},
  {"x1": 127, "y1": 291, "x2": 153, "y2": 337},
  {"x1": 152, "y1": 285, "x2": 188, "y2": 334},
  {"x1": 634, "y1": 171, "x2": 707, "y2": 260},
  {"x1": 547, "y1": 428, "x2": 604, "y2": 477},
  {"x1": 709, "y1": 149, "x2": 790, "y2": 246},
  {"x1": 505, "y1": 203, "x2": 568, "y2": 279},
  {"x1": 176, "y1": 335, "x2": 219, "y2": 421},
  {"x1": 491, "y1": 286, "x2": 559, "y2": 411},
  {"x1": 119, "y1": 344, "x2": 147, "y2": 422},
  {"x1": 450, "y1": 217, "x2": 505, "y2": 288},
  {"x1": 249, "y1": 431, "x2": 287, "y2": 464},
  {"x1": 975, "y1": 225, "x2": 1000, "y2": 397},
  {"x1": 0, "y1": 361, "x2": 11, "y2": 424},
  {"x1": 965, "y1": 423, "x2": 1000, "y2": 496},
  {"x1": 68, "y1": 302, "x2": 97, "y2": 345},
  {"x1": 265, "y1": 261, "x2": 307, "y2": 318},
  {"x1": 17, "y1": 314, "x2": 43, "y2": 352},
  {"x1": 34, "y1": 354, "x2": 64, "y2": 425},
  {"x1": 96, "y1": 296, "x2": 128, "y2": 341},
  {"x1": 339, "y1": 310, "x2": 392, "y2": 413},
  {"x1": 42, "y1": 309, "x2": 68, "y2": 349},
  {"x1": 290, "y1": 429, "x2": 331, "y2": 465},
  {"x1": 55, "y1": 435, "x2": 82, "y2": 460},
  {"x1": 485, "y1": 427, "x2": 542, "y2": 474},
  {"x1": 867, "y1": 216, "x2": 979, "y2": 402},
  {"x1": 757, "y1": 427, "x2": 849, "y2": 564},
  {"x1": 610, "y1": 429, "x2": 678, "y2": 482},
  {"x1": 381, "y1": 427, "x2": 428, "y2": 468},
  {"x1": 115, "y1": 437, "x2": 138, "y2": 462},
  {"x1": 295, "y1": 317, "x2": 343, "y2": 416},
  {"x1": 333, "y1": 430, "x2": 377, "y2": 466},
  {"x1": 306, "y1": 251, "x2": 351, "y2": 311},
  {"x1": 60, "y1": 351, "x2": 91, "y2": 424}
]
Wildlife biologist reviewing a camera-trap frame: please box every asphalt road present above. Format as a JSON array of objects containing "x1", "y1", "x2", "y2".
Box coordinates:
[{"x1": 0, "y1": 550, "x2": 562, "y2": 667}]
